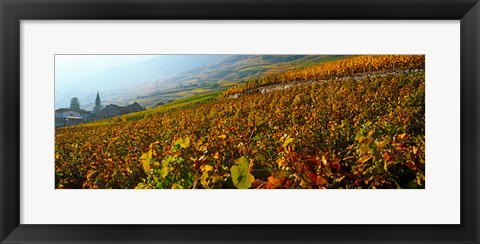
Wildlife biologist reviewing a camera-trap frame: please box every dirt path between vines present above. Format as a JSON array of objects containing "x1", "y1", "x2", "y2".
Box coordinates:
[{"x1": 228, "y1": 68, "x2": 425, "y2": 98}]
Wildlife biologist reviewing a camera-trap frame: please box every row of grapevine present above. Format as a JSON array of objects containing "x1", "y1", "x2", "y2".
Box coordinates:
[{"x1": 222, "y1": 55, "x2": 425, "y2": 97}]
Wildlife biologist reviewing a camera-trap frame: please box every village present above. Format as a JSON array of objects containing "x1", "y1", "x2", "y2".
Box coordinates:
[{"x1": 55, "y1": 92, "x2": 145, "y2": 127}]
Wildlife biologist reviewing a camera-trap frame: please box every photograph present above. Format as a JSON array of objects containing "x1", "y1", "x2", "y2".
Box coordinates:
[
  {"x1": 3, "y1": 0, "x2": 478, "y2": 242},
  {"x1": 55, "y1": 54, "x2": 425, "y2": 189}
]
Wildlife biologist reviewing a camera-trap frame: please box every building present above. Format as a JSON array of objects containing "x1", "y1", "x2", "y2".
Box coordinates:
[
  {"x1": 100, "y1": 104, "x2": 129, "y2": 117},
  {"x1": 55, "y1": 108, "x2": 82, "y2": 127},
  {"x1": 55, "y1": 108, "x2": 81, "y2": 119},
  {"x1": 99, "y1": 102, "x2": 145, "y2": 118},
  {"x1": 126, "y1": 102, "x2": 144, "y2": 112},
  {"x1": 55, "y1": 108, "x2": 103, "y2": 127},
  {"x1": 92, "y1": 91, "x2": 104, "y2": 114},
  {"x1": 55, "y1": 92, "x2": 144, "y2": 127}
]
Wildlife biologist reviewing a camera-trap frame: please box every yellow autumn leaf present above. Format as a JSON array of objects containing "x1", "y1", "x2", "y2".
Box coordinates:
[
  {"x1": 172, "y1": 184, "x2": 183, "y2": 189},
  {"x1": 359, "y1": 144, "x2": 369, "y2": 156},
  {"x1": 398, "y1": 133, "x2": 408, "y2": 140},
  {"x1": 321, "y1": 155, "x2": 328, "y2": 166},
  {"x1": 283, "y1": 137, "x2": 294, "y2": 147},
  {"x1": 357, "y1": 155, "x2": 373, "y2": 164},
  {"x1": 139, "y1": 150, "x2": 153, "y2": 172},
  {"x1": 194, "y1": 139, "x2": 203, "y2": 150},
  {"x1": 276, "y1": 157, "x2": 286, "y2": 168},
  {"x1": 204, "y1": 165, "x2": 214, "y2": 172},
  {"x1": 199, "y1": 145, "x2": 207, "y2": 151},
  {"x1": 86, "y1": 170, "x2": 97, "y2": 180}
]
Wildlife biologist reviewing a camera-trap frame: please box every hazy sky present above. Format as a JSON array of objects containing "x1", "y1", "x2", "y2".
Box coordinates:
[
  {"x1": 54, "y1": 54, "x2": 229, "y2": 109},
  {"x1": 55, "y1": 55, "x2": 158, "y2": 87}
]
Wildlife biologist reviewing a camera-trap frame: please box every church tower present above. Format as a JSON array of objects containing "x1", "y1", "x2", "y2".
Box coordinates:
[{"x1": 93, "y1": 91, "x2": 103, "y2": 114}]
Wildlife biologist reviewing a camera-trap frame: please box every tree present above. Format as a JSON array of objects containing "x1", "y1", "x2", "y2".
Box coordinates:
[{"x1": 70, "y1": 97, "x2": 80, "y2": 110}]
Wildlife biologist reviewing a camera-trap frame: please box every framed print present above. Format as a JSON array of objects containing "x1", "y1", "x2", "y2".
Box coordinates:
[{"x1": 1, "y1": 0, "x2": 479, "y2": 243}]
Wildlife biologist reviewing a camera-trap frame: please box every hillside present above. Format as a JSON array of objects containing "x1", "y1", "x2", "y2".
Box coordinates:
[
  {"x1": 133, "y1": 55, "x2": 344, "y2": 107},
  {"x1": 55, "y1": 55, "x2": 425, "y2": 189}
]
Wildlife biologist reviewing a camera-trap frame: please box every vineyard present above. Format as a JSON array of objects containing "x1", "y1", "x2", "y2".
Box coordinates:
[
  {"x1": 55, "y1": 55, "x2": 425, "y2": 189},
  {"x1": 223, "y1": 55, "x2": 425, "y2": 97}
]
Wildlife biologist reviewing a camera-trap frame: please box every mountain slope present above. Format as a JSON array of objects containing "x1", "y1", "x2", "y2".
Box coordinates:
[{"x1": 135, "y1": 55, "x2": 345, "y2": 107}]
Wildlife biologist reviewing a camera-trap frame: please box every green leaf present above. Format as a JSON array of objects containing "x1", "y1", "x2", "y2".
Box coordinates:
[
  {"x1": 155, "y1": 182, "x2": 164, "y2": 189},
  {"x1": 230, "y1": 156, "x2": 254, "y2": 189},
  {"x1": 171, "y1": 144, "x2": 181, "y2": 152},
  {"x1": 158, "y1": 156, "x2": 176, "y2": 179},
  {"x1": 172, "y1": 137, "x2": 191, "y2": 152},
  {"x1": 164, "y1": 155, "x2": 176, "y2": 164},
  {"x1": 355, "y1": 130, "x2": 365, "y2": 142}
]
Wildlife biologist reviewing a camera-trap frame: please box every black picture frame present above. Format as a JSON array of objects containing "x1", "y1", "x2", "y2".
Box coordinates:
[{"x1": 1, "y1": 0, "x2": 479, "y2": 243}]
